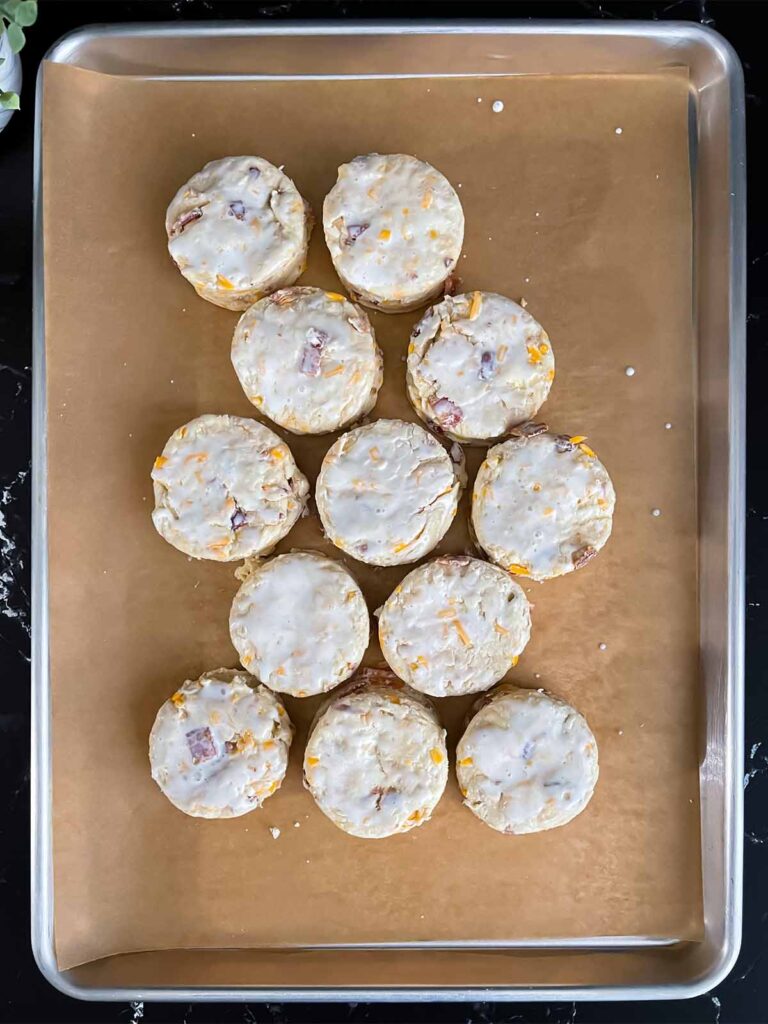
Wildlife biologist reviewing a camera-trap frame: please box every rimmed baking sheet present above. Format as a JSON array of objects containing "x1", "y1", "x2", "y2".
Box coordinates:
[{"x1": 32, "y1": 22, "x2": 744, "y2": 1001}]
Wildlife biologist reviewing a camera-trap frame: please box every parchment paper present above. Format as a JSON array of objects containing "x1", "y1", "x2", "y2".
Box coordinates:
[{"x1": 43, "y1": 62, "x2": 702, "y2": 971}]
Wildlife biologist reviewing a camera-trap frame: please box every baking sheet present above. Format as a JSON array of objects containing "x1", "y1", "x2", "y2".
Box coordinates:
[{"x1": 43, "y1": 61, "x2": 702, "y2": 972}]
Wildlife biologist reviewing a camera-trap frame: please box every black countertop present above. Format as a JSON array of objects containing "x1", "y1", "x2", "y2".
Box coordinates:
[{"x1": 1, "y1": 2, "x2": 764, "y2": 1022}]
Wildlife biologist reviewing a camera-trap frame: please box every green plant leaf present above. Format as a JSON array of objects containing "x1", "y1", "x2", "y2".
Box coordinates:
[
  {"x1": 13, "y1": 0, "x2": 35, "y2": 27},
  {"x1": 0, "y1": 0, "x2": 21, "y2": 19},
  {"x1": 5, "y1": 20, "x2": 23, "y2": 52},
  {"x1": 0, "y1": 88, "x2": 20, "y2": 110}
]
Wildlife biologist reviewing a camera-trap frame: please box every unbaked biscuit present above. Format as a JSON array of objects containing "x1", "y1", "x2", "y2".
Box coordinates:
[
  {"x1": 231, "y1": 286, "x2": 383, "y2": 435},
  {"x1": 471, "y1": 427, "x2": 615, "y2": 581},
  {"x1": 377, "y1": 555, "x2": 531, "y2": 696},
  {"x1": 456, "y1": 684, "x2": 598, "y2": 834},
  {"x1": 149, "y1": 668, "x2": 293, "y2": 818},
  {"x1": 303, "y1": 669, "x2": 448, "y2": 838},
  {"x1": 151, "y1": 414, "x2": 309, "y2": 561},
  {"x1": 229, "y1": 550, "x2": 369, "y2": 697},
  {"x1": 322, "y1": 153, "x2": 464, "y2": 313},
  {"x1": 407, "y1": 292, "x2": 554, "y2": 443},
  {"x1": 315, "y1": 418, "x2": 462, "y2": 567},
  {"x1": 166, "y1": 156, "x2": 312, "y2": 311}
]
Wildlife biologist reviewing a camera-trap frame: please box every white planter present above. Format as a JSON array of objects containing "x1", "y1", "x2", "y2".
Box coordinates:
[{"x1": 0, "y1": 31, "x2": 22, "y2": 134}]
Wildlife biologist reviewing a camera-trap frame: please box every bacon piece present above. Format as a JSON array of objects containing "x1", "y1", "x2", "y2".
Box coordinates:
[
  {"x1": 186, "y1": 726, "x2": 217, "y2": 765},
  {"x1": 171, "y1": 208, "x2": 202, "y2": 236},
  {"x1": 572, "y1": 545, "x2": 597, "y2": 570},
  {"x1": 231, "y1": 506, "x2": 248, "y2": 530},
  {"x1": 443, "y1": 274, "x2": 458, "y2": 296},
  {"x1": 479, "y1": 351, "x2": 496, "y2": 381},
  {"x1": 512, "y1": 422, "x2": 548, "y2": 439},
  {"x1": 430, "y1": 396, "x2": 463, "y2": 429},
  {"x1": 345, "y1": 223, "x2": 369, "y2": 244},
  {"x1": 299, "y1": 327, "x2": 328, "y2": 376}
]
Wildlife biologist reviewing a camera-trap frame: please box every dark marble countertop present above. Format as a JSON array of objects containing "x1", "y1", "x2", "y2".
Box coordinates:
[{"x1": 1, "y1": 2, "x2": 764, "y2": 1021}]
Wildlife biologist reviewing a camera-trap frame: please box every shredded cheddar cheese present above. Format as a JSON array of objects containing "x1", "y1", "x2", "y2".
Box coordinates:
[{"x1": 452, "y1": 619, "x2": 472, "y2": 647}]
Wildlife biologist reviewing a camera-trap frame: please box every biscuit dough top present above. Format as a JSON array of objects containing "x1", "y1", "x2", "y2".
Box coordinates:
[
  {"x1": 407, "y1": 292, "x2": 554, "y2": 442},
  {"x1": 304, "y1": 671, "x2": 448, "y2": 838},
  {"x1": 378, "y1": 555, "x2": 531, "y2": 696},
  {"x1": 231, "y1": 286, "x2": 382, "y2": 434},
  {"x1": 323, "y1": 153, "x2": 464, "y2": 307},
  {"x1": 149, "y1": 669, "x2": 293, "y2": 818},
  {"x1": 456, "y1": 685, "x2": 599, "y2": 834},
  {"x1": 472, "y1": 429, "x2": 615, "y2": 581},
  {"x1": 151, "y1": 414, "x2": 309, "y2": 561},
  {"x1": 166, "y1": 156, "x2": 309, "y2": 303},
  {"x1": 316, "y1": 418, "x2": 461, "y2": 566},
  {"x1": 229, "y1": 551, "x2": 369, "y2": 697}
]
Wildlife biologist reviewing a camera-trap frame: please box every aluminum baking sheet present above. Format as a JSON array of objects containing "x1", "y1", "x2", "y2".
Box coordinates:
[{"x1": 31, "y1": 21, "x2": 745, "y2": 1001}]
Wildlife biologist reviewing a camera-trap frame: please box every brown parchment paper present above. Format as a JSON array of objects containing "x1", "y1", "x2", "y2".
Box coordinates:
[{"x1": 43, "y1": 61, "x2": 702, "y2": 972}]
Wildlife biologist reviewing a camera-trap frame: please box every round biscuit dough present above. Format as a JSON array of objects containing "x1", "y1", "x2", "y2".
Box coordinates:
[
  {"x1": 303, "y1": 669, "x2": 448, "y2": 838},
  {"x1": 322, "y1": 153, "x2": 464, "y2": 313},
  {"x1": 407, "y1": 292, "x2": 555, "y2": 443},
  {"x1": 231, "y1": 286, "x2": 383, "y2": 435},
  {"x1": 472, "y1": 428, "x2": 615, "y2": 581},
  {"x1": 229, "y1": 550, "x2": 369, "y2": 697},
  {"x1": 149, "y1": 668, "x2": 293, "y2": 818},
  {"x1": 151, "y1": 414, "x2": 309, "y2": 561},
  {"x1": 456, "y1": 684, "x2": 599, "y2": 834},
  {"x1": 377, "y1": 555, "x2": 531, "y2": 697},
  {"x1": 315, "y1": 418, "x2": 462, "y2": 567},
  {"x1": 166, "y1": 156, "x2": 312, "y2": 311}
]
